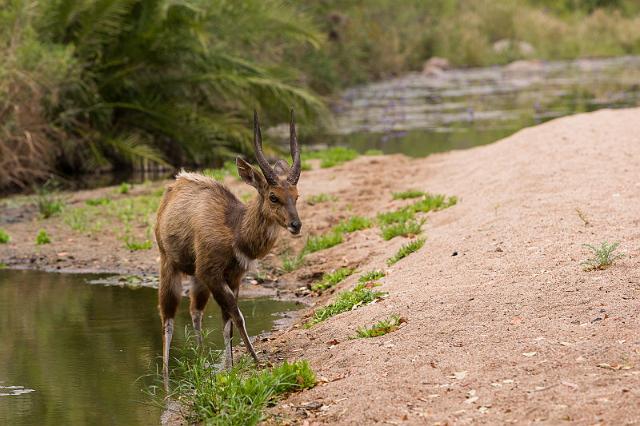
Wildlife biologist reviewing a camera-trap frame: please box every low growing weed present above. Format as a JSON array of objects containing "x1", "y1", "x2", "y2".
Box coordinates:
[
  {"x1": 335, "y1": 216, "x2": 372, "y2": 233},
  {"x1": 36, "y1": 181, "x2": 64, "y2": 218},
  {"x1": 381, "y1": 219, "x2": 423, "y2": 241},
  {"x1": 281, "y1": 252, "x2": 305, "y2": 272},
  {"x1": 117, "y1": 182, "x2": 132, "y2": 194},
  {"x1": 307, "y1": 193, "x2": 337, "y2": 205},
  {"x1": 581, "y1": 241, "x2": 624, "y2": 271},
  {"x1": 36, "y1": 229, "x2": 51, "y2": 245},
  {"x1": 353, "y1": 315, "x2": 405, "y2": 338},
  {"x1": 305, "y1": 147, "x2": 359, "y2": 168},
  {"x1": 168, "y1": 343, "x2": 315, "y2": 426},
  {"x1": 359, "y1": 270, "x2": 385, "y2": 283},
  {"x1": 387, "y1": 238, "x2": 425, "y2": 266},
  {"x1": 305, "y1": 283, "x2": 386, "y2": 327},
  {"x1": 304, "y1": 231, "x2": 343, "y2": 253},
  {"x1": 0, "y1": 229, "x2": 10, "y2": 244},
  {"x1": 392, "y1": 189, "x2": 425, "y2": 200},
  {"x1": 311, "y1": 268, "x2": 354, "y2": 293}
]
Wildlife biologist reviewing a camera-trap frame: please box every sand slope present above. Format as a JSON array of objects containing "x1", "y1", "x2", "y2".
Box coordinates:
[{"x1": 269, "y1": 109, "x2": 640, "y2": 424}]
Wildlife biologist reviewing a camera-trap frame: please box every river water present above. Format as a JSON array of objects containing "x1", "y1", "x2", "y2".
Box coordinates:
[
  {"x1": 0, "y1": 269, "x2": 299, "y2": 425},
  {"x1": 323, "y1": 56, "x2": 640, "y2": 156}
]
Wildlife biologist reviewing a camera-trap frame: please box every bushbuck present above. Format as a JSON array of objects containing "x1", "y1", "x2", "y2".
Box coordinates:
[{"x1": 155, "y1": 110, "x2": 302, "y2": 380}]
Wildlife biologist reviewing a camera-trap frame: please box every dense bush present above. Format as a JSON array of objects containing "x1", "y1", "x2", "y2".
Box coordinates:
[{"x1": 0, "y1": 0, "x2": 326, "y2": 190}]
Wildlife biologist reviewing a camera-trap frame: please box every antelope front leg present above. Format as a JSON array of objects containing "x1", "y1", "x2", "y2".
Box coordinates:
[{"x1": 222, "y1": 312, "x2": 234, "y2": 369}]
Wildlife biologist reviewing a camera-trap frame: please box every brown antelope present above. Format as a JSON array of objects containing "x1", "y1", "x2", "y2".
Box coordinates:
[{"x1": 155, "y1": 110, "x2": 302, "y2": 381}]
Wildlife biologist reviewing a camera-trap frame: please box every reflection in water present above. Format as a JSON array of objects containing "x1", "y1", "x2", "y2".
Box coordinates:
[
  {"x1": 0, "y1": 269, "x2": 299, "y2": 426},
  {"x1": 317, "y1": 56, "x2": 640, "y2": 156}
]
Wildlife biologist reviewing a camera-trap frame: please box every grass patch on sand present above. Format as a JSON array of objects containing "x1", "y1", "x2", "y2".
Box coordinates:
[
  {"x1": 311, "y1": 268, "x2": 354, "y2": 293},
  {"x1": 35, "y1": 229, "x2": 51, "y2": 245},
  {"x1": 377, "y1": 208, "x2": 415, "y2": 225},
  {"x1": 167, "y1": 343, "x2": 315, "y2": 426},
  {"x1": 85, "y1": 197, "x2": 111, "y2": 206},
  {"x1": 305, "y1": 147, "x2": 359, "y2": 168},
  {"x1": 281, "y1": 252, "x2": 306, "y2": 273},
  {"x1": 581, "y1": 241, "x2": 624, "y2": 271},
  {"x1": 353, "y1": 315, "x2": 405, "y2": 339},
  {"x1": 306, "y1": 193, "x2": 337, "y2": 205},
  {"x1": 0, "y1": 229, "x2": 10, "y2": 244},
  {"x1": 304, "y1": 231, "x2": 343, "y2": 253},
  {"x1": 334, "y1": 216, "x2": 373, "y2": 233},
  {"x1": 392, "y1": 189, "x2": 425, "y2": 200},
  {"x1": 117, "y1": 182, "x2": 131, "y2": 194},
  {"x1": 381, "y1": 220, "x2": 423, "y2": 241},
  {"x1": 36, "y1": 182, "x2": 64, "y2": 218},
  {"x1": 359, "y1": 270, "x2": 385, "y2": 283},
  {"x1": 387, "y1": 238, "x2": 425, "y2": 266},
  {"x1": 411, "y1": 194, "x2": 457, "y2": 213},
  {"x1": 305, "y1": 283, "x2": 386, "y2": 327}
]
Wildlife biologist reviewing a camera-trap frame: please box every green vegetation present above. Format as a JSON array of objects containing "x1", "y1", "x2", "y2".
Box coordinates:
[
  {"x1": 305, "y1": 283, "x2": 386, "y2": 327},
  {"x1": 305, "y1": 147, "x2": 359, "y2": 168},
  {"x1": 411, "y1": 194, "x2": 458, "y2": 213},
  {"x1": 393, "y1": 189, "x2": 426, "y2": 200},
  {"x1": 124, "y1": 238, "x2": 153, "y2": 251},
  {"x1": 307, "y1": 193, "x2": 337, "y2": 205},
  {"x1": 36, "y1": 182, "x2": 64, "y2": 218},
  {"x1": 353, "y1": 315, "x2": 404, "y2": 338},
  {"x1": 387, "y1": 238, "x2": 425, "y2": 266},
  {"x1": 364, "y1": 149, "x2": 384, "y2": 156},
  {"x1": 377, "y1": 208, "x2": 416, "y2": 225},
  {"x1": 581, "y1": 241, "x2": 625, "y2": 271},
  {"x1": 304, "y1": 231, "x2": 343, "y2": 253},
  {"x1": 203, "y1": 161, "x2": 242, "y2": 182},
  {"x1": 1, "y1": 0, "x2": 325, "y2": 190},
  {"x1": 311, "y1": 268, "x2": 354, "y2": 293},
  {"x1": 117, "y1": 183, "x2": 132, "y2": 195},
  {"x1": 359, "y1": 270, "x2": 385, "y2": 283},
  {"x1": 85, "y1": 197, "x2": 111, "y2": 206},
  {"x1": 35, "y1": 229, "x2": 51, "y2": 245},
  {"x1": 0, "y1": 229, "x2": 10, "y2": 244},
  {"x1": 169, "y1": 343, "x2": 315, "y2": 426},
  {"x1": 335, "y1": 216, "x2": 373, "y2": 233},
  {"x1": 381, "y1": 220, "x2": 423, "y2": 241},
  {"x1": 281, "y1": 252, "x2": 305, "y2": 273}
]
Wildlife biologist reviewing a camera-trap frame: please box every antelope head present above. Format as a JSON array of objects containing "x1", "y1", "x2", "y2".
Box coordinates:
[{"x1": 236, "y1": 110, "x2": 302, "y2": 235}]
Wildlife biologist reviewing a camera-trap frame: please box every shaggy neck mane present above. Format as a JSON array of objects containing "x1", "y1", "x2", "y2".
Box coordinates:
[{"x1": 235, "y1": 196, "x2": 279, "y2": 262}]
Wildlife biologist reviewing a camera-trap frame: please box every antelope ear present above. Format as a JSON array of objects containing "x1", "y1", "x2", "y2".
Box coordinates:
[{"x1": 236, "y1": 157, "x2": 266, "y2": 190}]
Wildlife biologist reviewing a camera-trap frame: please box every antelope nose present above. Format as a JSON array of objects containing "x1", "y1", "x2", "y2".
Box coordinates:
[{"x1": 289, "y1": 220, "x2": 301, "y2": 234}]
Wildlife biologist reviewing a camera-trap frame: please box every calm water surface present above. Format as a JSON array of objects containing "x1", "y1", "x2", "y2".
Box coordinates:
[{"x1": 0, "y1": 269, "x2": 299, "y2": 425}]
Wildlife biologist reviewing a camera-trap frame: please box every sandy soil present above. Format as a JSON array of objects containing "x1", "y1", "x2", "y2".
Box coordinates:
[{"x1": 2, "y1": 108, "x2": 639, "y2": 424}]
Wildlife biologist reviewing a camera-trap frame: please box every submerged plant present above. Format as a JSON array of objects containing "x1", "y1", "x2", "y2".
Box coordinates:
[
  {"x1": 353, "y1": 315, "x2": 405, "y2": 338},
  {"x1": 305, "y1": 283, "x2": 386, "y2": 327},
  {"x1": 387, "y1": 238, "x2": 425, "y2": 266},
  {"x1": 311, "y1": 268, "x2": 354, "y2": 293},
  {"x1": 581, "y1": 241, "x2": 624, "y2": 271}
]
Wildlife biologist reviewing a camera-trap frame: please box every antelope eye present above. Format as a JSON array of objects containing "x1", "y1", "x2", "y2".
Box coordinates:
[{"x1": 269, "y1": 194, "x2": 278, "y2": 203}]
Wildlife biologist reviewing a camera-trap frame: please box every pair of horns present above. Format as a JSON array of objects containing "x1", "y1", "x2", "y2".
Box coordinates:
[{"x1": 253, "y1": 109, "x2": 301, "y2": 185}]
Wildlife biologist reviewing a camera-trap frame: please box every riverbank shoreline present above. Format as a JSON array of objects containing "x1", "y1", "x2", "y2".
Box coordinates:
[{"x1": 2, "y1": 108, "x2": 640, "y2": 424}]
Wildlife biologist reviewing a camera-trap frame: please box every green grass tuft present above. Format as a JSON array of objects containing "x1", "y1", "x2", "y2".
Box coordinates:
[
  {"x1": 305, "y1": 283, "x2": 386, "y2": 327},
  {"x1": 169, "y1": 343, "x2": 315, "y2": 426},
  {"x1": 353, "y1": 315, "x2": 405, "y2": 338},
  {"x1": 124, "y1": 238, "x2": 153, "y2": 251},
  {"x1": 311, "y1": 268, "x2": 354, "y2": 292},
  {"x1": 307, "y1": 193, "x2": 337, "y2": 205},
  {"x1": 334, "y1": 216, "x2": 373, "y2": 234},
  {"x1": 85, "y1": 197, "x2": 111, "y2": 206},
  {"x1": 381, "y1": 220, "x2": 423, "y2": 241},
  {"x1": 411, "y1": 194, "x2": 457, "y2": 213},
  {"x1": 387, "y1": 238, "x2": 425, "y2": 266},
  {"x1": 35, "y1": 229, "x2": 51, "y2": 245},
  {"x1": 358, "y1": 270, "x2": 385, "y2": 283},
  {"x1": 305, "y1": 147, "x2": 359, "y2": 168},
  {"x1": 117, "y1": 182, "x2": 132, "y2": 194},
  {"x1": 392, "y1": 189, "x2": 425, "y2": 200},
  {"x1": 36, "y1": 182, "x2": 64, "y2": 218},
  {"x1": 281, "y1": 252, "x2": 305, "y2": 273},
  {"x1": 0, "y1": 229, "x2": 10, "y2": 244},
  {"x1": 304, "y1": 231, "x2": 343, "y2": 253},
  {"x1": 202, "y1": 168, "x2": 227, "y2": 181},
  {"x1": 364, "y1": 149, "x2": 384, "y2": 156},
  {"x1": 377, "y1": 208, "x2": 415, "y2": 225},
  {"x1": 581, "y1": 241, "x2": 625, "y2": 271}
]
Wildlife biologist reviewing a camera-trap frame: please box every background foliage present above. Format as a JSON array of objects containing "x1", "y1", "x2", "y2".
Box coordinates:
[{"x1": 2, "y1": 0, "x2": 640, "y2": 190}]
